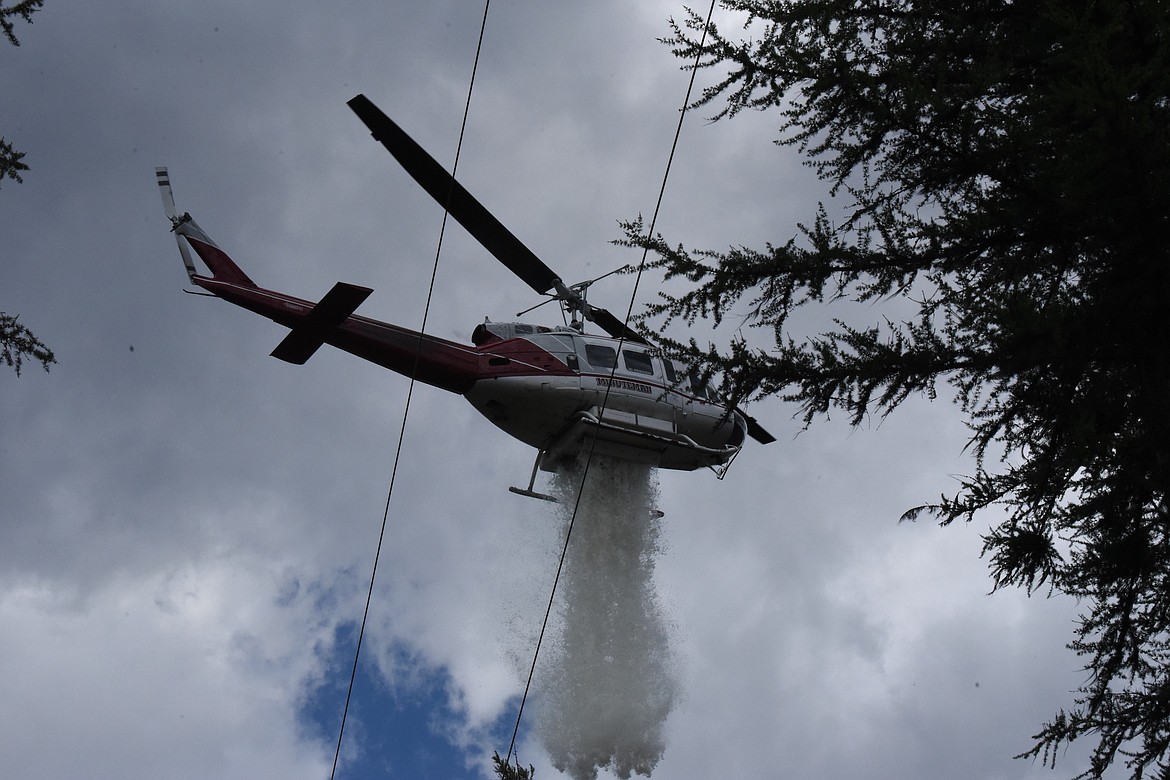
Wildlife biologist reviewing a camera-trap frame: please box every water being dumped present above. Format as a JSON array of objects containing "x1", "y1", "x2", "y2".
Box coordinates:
[{"x1": 535, "y1": 455, "x2": 678, "y2": 780}]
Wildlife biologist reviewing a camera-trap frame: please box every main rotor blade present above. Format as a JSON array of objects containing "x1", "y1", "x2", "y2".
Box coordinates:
[
  {"x1": 347, "y1": 94, "x2": 560, "y2": 295},
  {"x1": 737, "y1": 408, "x2": 776, "y2": 444},
  {"x1": 586, "y1": 305, "x2": 650, "y2": 345}
]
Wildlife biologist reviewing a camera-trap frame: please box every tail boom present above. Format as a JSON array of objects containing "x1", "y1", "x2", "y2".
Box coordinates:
[
  {"x1": 160, "y1": 166, "x2": 479, "y2": 395},
  {"x1": 191, "y1": 274, "x2": 479, "y2": 395}
]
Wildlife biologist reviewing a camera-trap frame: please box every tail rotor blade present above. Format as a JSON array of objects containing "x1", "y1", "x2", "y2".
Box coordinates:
[
  {"x1": 156, "y1": 167, "x2": 179, "y2": 219},
  {"x1": 155, "y1": 167, "x2": 197, "y2": 279}
]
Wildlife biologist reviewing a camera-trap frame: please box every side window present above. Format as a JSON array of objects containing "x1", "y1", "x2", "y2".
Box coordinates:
[
  {"x1": 622, "y1": 350, "x2": 654, "y2": 375},
  {"x1": 585, "y1": 344, "x2": 617, "y2": 369},
  {"x1": 689, "y1": 369, "x2": 710, "y2": 399},
  {"x1": 662, "y1": 358, "x2": 677, "y2": 384}
]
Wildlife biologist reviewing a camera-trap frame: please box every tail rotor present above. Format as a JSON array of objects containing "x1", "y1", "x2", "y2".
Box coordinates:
[{"x1": 155, "y1": 167, "x2": 197, "y2": 280}]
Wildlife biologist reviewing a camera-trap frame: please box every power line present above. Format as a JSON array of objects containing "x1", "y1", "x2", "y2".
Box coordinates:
[
  {"x1": 328, "y1": 3, "x2": 494, "y2": 777},
  {"x1": 503, "y1": 0, "x2": 720, "y2": 767}
]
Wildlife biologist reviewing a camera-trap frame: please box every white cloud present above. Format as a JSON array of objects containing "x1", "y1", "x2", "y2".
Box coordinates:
[{"x1": 0, "y1": 558, "x2": 342, "y2": 780}]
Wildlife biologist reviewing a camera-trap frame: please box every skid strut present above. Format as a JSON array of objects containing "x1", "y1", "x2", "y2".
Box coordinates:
[{"x1": 509, "y1": 450, "x2": 558, "y2": 503}]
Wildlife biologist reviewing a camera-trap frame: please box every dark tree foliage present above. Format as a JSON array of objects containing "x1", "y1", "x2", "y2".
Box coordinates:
[
  {"x1": 623, "y1": 1, "x2": 1170, "y2": 777},
  {"x1": 492, "y1": 751, "x2": 535, "y2": 780},
  {"x1": 1, "y1": 0, "x2": 43, "y2": 46},
  {"x1": 1, "y1": 135, "x2": 29, "y2": 186},
  {"x1": 1, "y1": 313, "x2": 55, "y2": 375},
  {"x1": 2, "y1": 1, "x2": 52, "y2": 375},
  {"x1": 1, "y1": 1, "x2": 43, "y2": 186}
]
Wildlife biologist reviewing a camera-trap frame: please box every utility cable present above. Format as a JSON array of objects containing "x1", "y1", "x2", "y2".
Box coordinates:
[
  {"x1": 504, "y1": 0, "x2": 719, "y2": 766},
  {"x1": 329, "y1": 3, "x2": 494, "y2": 778}
]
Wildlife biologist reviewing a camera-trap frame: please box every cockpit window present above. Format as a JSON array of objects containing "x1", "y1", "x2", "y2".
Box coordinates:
[
  {"x1": 622, "y1": 350, "x2": 654, "y2": 375},
  {"x1": 585, "y1": 344, "x2": 617, "y2": 369}
]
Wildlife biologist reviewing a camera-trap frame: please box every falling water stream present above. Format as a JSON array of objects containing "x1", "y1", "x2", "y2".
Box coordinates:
[{"x1": 535, "y1": 456, "x2": 678, "y2": 780}]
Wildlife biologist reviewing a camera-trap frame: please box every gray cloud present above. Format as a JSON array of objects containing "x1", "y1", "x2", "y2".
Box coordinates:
[{"x1": 1, "y1": 2, "x2": 1099, "y2": 779}]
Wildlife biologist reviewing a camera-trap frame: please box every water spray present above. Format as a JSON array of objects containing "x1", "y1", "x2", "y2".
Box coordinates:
[{"x1": 536, "y1": 456, "x2": 678, "y2": 780}]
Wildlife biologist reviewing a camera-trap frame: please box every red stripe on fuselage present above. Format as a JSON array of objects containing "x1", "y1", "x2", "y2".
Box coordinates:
[
  {"x1": 471, "y1": 337, "x2": 577, "y2": 380},
  {"x1": 193, "y1": 277, "x2": 576, "y2": 394},
  {"x1": 186, "y1": 236, "x2": 256, "y2": 287}
]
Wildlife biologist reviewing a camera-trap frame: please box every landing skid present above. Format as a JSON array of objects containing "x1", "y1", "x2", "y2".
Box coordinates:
[
  {"x1": 509, "y1": 451, "x2": 558, "y2": 503},
  {"x1": 507, "y1": 448, "x2": 667, "y2": 518}
]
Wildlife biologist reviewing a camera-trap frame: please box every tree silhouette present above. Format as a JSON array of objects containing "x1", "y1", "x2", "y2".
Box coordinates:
[
  {"x1": 624, "y1": 2, "x2": 1170, "y2": 777},
  {"x1": 1, "y1": 0, "x2": 53, "y2": 375}
]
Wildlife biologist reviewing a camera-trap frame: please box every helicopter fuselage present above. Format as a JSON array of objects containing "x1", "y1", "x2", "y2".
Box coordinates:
[
  {"x1": 465, "y1": 322, "x2": 746, "y2": 471},
  {"x1": 190, "y1": 259, "x2": 745, "y2": 472},
  {"x1": 157, "y1": 94, "x2": 769, "y2": 480}
]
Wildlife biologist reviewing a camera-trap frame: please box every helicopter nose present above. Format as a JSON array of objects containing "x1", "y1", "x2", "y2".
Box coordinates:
[{"x1": 728, "y1": 414, "x2": 747, "y2": 448}]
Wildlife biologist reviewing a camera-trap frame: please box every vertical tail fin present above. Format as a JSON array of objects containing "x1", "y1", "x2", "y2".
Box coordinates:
[
  {"x1": 174, "y1": 217, "x2": 257, "y2": 287},
  {"x1": 156, "y1": 166, "x2": 256, "y2": 288}
]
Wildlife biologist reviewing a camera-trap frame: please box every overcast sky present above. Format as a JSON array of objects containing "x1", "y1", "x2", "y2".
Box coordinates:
[{"x1": 2, "y1": 2, "x2": 1109, "y2": 779}]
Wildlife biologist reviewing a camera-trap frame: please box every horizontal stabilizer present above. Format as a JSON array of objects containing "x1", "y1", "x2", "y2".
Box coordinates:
[{"x1": 271, "y1": 282, "x2": 373, "y2": 364}]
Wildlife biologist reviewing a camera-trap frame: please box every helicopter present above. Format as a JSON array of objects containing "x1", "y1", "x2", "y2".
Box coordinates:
[{"x1": 157, "y1": 94, "x2": 773, "y2": 501}]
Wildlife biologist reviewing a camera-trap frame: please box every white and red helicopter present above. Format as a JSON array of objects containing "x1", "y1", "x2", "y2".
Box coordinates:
[{"x1": 157, "y1": 94, "x2": 773, "y2": 501}]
